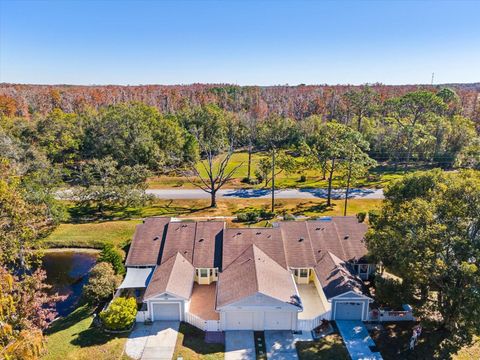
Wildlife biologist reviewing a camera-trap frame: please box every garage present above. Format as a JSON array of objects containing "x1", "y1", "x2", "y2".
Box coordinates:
[
  {"x1": 224, "y1": 312, "x2": 254, "y2": 330},
  {"x1": 334, "y1": 301, "x2": 364, "y2": 320},
  {"x1": 152, "y1": 302, "x2": 181, "y2": 321},
  {"x1": 264, "y1": 312, "x2": 292, "y2": 330}
]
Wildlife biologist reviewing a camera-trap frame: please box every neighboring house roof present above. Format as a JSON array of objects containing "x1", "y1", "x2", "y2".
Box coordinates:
[
  {"x1": 125, "y1": 217, "x2": 170, "y2": 266},
  {"x1": 314, "y1": 251, "x2": 364, "y2": 299},
  {"x1": 161, "y1": 222, "x2": 196, "y2": 264},
  {"x1": 278, "y1": 221, "x2": 317, "y2": 268},
  {"x1": 222, "y1": 227, "x2": 287, "y2": 269},
  {"x1": 193, "y1": 221, "x2": 224, "y2": 269},
  {"x1": 217, "y1": 245, "x2": 297, "y2": 308},
  {"x1": 144, "y1": 252, "x2": 195, "y2": 300}
]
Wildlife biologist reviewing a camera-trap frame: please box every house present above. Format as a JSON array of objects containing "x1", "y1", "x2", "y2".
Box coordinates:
[{"x1": 117, "y1": 216, "x2": 375, "y2": 331}]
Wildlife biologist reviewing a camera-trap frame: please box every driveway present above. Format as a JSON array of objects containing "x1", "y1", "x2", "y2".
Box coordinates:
[
  {"x1": 146, "y1": 188, "x2": 384, "y2": 200},
  {"x1": 125, "y1": 321, "x2": 179, "y2": 360},
  {"x1": 264, "y1": 331, "x2": 298, "y2": 360},
  {"x1": 336, "y1": 320, "x2": 383, "y2": 360},
  {"x1": 225, "y1": 331, "x2": 255, "y2": 360}
]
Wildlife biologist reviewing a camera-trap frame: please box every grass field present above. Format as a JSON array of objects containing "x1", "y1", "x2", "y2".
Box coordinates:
[
  {"x1": 148, "y1": 151, "x2": 407, "y2": 189},
  {"x1": 43, "y1": 198, "x2": 382, "y2": 249},
  {"x1": 172, "y1": 323, "x2": 224, "y2": 360},
  {"x1": 42, "y1": 305, "x2": 130, "y2": 360}
]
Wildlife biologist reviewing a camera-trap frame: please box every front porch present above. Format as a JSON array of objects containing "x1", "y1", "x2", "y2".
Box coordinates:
[{"x1": 189, "y1": 283, "x2": 219, "y2": 320}]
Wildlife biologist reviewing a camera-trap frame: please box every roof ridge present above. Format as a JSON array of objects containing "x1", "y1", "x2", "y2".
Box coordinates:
[
  {"x1": 304, "y1": 221, "x2": 317, "y2": 265},
  {"x1": 332, "y1": 221, "x2": 348, "y2": 260}
]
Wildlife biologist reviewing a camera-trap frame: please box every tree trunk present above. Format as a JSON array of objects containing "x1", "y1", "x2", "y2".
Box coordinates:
[
  {"x1": 247, "y1": 143, "x2": 252, "y2": 181},
  {"x1": 344, "y1": 158, "x2": 353, "y2": 216},
  {"x1": 271, "y1": 148, "x2": 276, "y2": 212},
  {"x1": 210, "y1": 190, "x2": 217, "y2": 208},
  {"x1": 327, "y1": 158, "x2": 335, "y2": 207}
]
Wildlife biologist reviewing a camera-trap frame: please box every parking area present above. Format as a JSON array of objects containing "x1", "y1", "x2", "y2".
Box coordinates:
[
  {"x1": 225, "y1": 331, "x2": 255, "y2": 360},
  {"x1": 264, "y1": 331, "x2": 298, "y2": 360},
  {"x1": 125, "y1": 321, "x2": 179, "y2": 360},
  {"x1": 336, "y1": 320, "x2": 383, "y2": 360}
]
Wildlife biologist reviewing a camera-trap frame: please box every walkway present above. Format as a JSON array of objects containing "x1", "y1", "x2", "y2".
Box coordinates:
[
  {"x1": 225, "y1": 331, "x2": 256, "y2": 360},
  {"x1": 125, "y1": 321, "x2": 179, "y2": 360},
  {"x1": 264, "y1": 331, "x2": 298, "y2": 360},
  {"x1": 336, "y1": 320, "x2": 383, "y2": 360},
  {"x1": 146, "y1": 188, "x2": 384, "y2": 200}
]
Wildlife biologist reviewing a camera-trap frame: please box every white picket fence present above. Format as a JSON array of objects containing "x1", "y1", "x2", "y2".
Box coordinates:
[
  {"x1": 185, "y1": 312, "x2": 221, "y2": 332},
  {"x1": 136, "y1": 310, "x2": 149, "y2": 322},
  {"x1": 369, "y1": 308, "x2": 415, "y2": 322},
  {"x1": 297, "y1": 310, "x2": 332, "y2": 331}
]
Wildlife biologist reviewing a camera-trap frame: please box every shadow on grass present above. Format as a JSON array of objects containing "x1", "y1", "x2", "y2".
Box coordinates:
[
  {"x1": 370, "y1": 322, "x2": 471, "y2": 360},
  {"x1": 45, "y1": 305, "x2": 93, "y2": 336},
  {"x1": 177, "y1": 323, "x2": 224, "y2": 356},
  {"x1": 71, "y1": 325, "x2": 128, "y2": 348},
  {"x1": 292, "y1": 201, "x2": 334, "y2": 216}
]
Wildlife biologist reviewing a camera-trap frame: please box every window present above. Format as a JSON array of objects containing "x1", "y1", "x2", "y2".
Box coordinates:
[
  {"x1": 359, "y1": 264, "x2": 369, "y2": 274},
  {"x1": 214, "y1": 268, "x2": 218, "y2": 277},
  {"x1": 300, "y1": 269, "x2": 309, "y2": 278},
  {"x1": 293, "y1": 269, "x2": 299, "y2": 276},
  {"x1": 199, "y1": 269, "x2": 208, "y2": 277}
]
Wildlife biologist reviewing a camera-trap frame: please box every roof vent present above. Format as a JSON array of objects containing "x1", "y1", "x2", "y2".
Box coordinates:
[
  {"x1": 198, "y1": 238, "x2": 204, "y2": 243},
  {"x1": 181, "y1": 224, "x2": 188, "y2": 228},
  {"x1": 298, "y1": 237, "x2": 304, "y2": 242},
  {"x1": 184, "y1": 250, "x2": 188, "y2": 254},
  {"x1": 267, "y1": 235, "x2": 271, "y2": 238},
  {"x1": 153, "y1": 236, "x2": 160, "y2": 241},
  {"x1": 237, "y1": 232, "x2": 242, "y2": 236},
  {"x1": 256, "y1": 232, "x2": 261, "y2": 235},
  {"x1": 344, "y1": 235, "x2": 350, "y2": 240}
]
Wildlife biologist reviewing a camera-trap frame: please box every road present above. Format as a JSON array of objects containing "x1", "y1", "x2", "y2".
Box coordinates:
[{"x1": 146, "y1": 188, "x2": 384, "y2": 200}]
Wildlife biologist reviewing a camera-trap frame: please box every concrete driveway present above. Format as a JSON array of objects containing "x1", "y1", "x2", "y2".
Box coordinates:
[
  {"x1": 264, "y1": 331, "x2": 298, "y2": 360},
  {"x1": 336, "y1": 320, "x2": 383, "y2": 360},
  {"x1": 225, "y1": 331, "x2": 255, "y2": 360},
  {"x1": 125, "y1": 321, "x2": 179, "y2": 360}
]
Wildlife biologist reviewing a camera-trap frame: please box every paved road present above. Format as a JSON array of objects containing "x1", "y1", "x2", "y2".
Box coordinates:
[
  {"x1": 225, "y1": 331, "x2": 256, "y2": 360},
  {"x1": 146, "y1": 188, "x2": 384, "y2": 200},
  {"x1": 336, "y1": 320, "x2": 383, "y2": 360},
  {"x1": 125, "y1": 321, "x2": 179, "y2": 360}
]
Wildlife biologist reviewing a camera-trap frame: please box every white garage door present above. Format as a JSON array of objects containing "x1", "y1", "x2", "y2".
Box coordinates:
[
  {"x1": 335, "y1": 302, "x2": 364, "y2": 320},
  {"x1": 225, "y1": 312, "x2": 254, "y2": 330},
  {"x1": 264, "y1": 312, "x2": 292, "y2": 330},
  {"x1": 152, "y1": 303, "x2": 181, "y2": 321}
]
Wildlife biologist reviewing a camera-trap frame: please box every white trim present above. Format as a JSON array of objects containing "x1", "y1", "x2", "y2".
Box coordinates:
[{"x1": 332, "y1": 299, "x2": 369, "y2": 321}]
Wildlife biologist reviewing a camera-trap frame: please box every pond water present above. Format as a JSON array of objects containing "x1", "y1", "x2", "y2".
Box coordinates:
[{"x1": 42, "y1": 251, "x2": 97, "y2": 317}]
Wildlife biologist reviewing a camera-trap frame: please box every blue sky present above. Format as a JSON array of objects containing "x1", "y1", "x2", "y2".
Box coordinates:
[{"x1": 1, "y1": 0, "x2": 479, "y2": 85}]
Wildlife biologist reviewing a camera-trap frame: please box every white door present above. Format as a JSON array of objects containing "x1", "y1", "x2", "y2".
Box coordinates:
[
  {"x1": 225, "y1": 312, "x2": 254, "y2": 330},
  {"x1": 264, "y1": 312, "x2": 292, "y2": 330},
  {"x1": 335, "y1": 302, "x2": 363, "y2": 320},
  {"x1": 152, "y1": 303, "x2": 181, "y2": 321}
]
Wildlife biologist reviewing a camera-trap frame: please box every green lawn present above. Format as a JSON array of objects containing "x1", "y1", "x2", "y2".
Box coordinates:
[
  {"x1": 297, "y1": 334, "x2": 350, "y2": 360},
  {"x1": 42, "y1": 220, "x2": 141, "y2": 249},
  {"x1": 172, "y1": 322, "x2": 224, "y2": 360},
  {"x1": 148, "y1": 151, "x2": 407, "y2": 189},
  {"x1": 42, "y1": 305, "x2": 131, "y2": 360}
]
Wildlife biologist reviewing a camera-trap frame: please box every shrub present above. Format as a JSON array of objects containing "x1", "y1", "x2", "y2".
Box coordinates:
[
  {"x1": 299, "y1": 174, "x2": 306, "y2": 182},
  {"x1": 236, "y1": 211, "x2": 259, "y2": 223},
  {"x1": 356, "y1": 212, "x2": 366, "y2": 223},
  {"x1": 368, "y1": 210, "x2": 380, "y2": 225},
  {"x1": 283, "y1": 213, "x2": 295, "y2": 221},
  {"x1": 259, "y1": 209, "x2": 275, "y2": 220},
  {"x1": 83, "y1": 262, "x2": 121, "y2": 304},
  {"x1": 98, "y1": 244, "x2": 125, "y2": 275},
  {"x1": 100, "y1": 297, "x2": 137, "y2": 331}
]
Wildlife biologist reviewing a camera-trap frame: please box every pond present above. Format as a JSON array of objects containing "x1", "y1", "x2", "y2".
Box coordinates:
[{"x1": 42, "y1": 250, "x2": 97, "y2": 317}]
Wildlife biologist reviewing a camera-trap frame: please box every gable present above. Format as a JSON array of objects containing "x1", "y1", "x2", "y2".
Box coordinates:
[
  {"x1": 218, "y1": 292, "x2": 299, "y2": 310},
  {"x1": 331, "y1": 290, "x2": 371, "y2": 300}
]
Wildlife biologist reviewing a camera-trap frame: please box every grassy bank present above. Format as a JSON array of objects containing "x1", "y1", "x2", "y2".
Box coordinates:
[
  {"x1": 42, "y1": 305, "x2": 130, "y2": 360},
  {"x1": 43, "y1": 198, "x2": 381, "y2": 249},
  {"x1": 148, "y1": 151, "x2": 406, "y2": 189}
]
